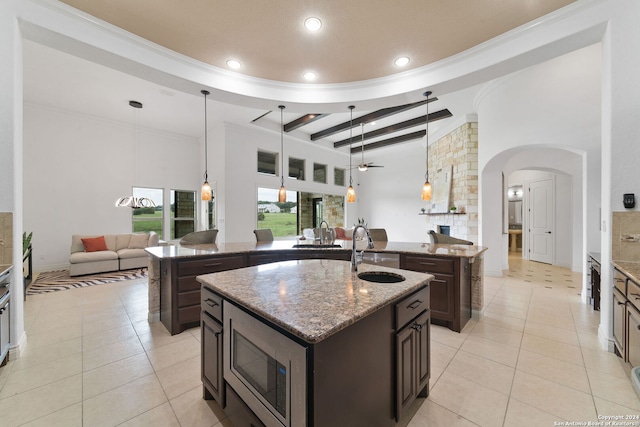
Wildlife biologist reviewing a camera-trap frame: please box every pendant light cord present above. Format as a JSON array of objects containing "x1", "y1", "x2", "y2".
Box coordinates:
[
  {"x1": 279, "y1": 105, "x2": 285, "y2": 187},
  {"x1": 424, "y1": 91, "x2": 431, "y2": 182},
  {"x1": 349, "y1": 106, "x2": 354, "y2": 185},
  {"x1": 202, "y1": 90, "x2": 209, "y2": 182}
]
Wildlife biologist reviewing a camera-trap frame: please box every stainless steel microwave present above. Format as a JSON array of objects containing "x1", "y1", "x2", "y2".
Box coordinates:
[{"x1": 224, "y1": 301, "x2": 307, "y2": 427}]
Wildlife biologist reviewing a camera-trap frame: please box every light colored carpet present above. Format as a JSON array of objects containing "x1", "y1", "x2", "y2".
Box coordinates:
[{"x1": 26, "y1": 268, "x2": 147, "y2": 295}]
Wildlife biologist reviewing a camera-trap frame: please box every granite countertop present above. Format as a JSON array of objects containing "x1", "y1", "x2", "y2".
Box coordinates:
[
  {"x1": 0, "y1": 264, "x2": 13, "y2": 284},
  {"x1": 197, "y1": 259, "x2": 432, "y2": 344},
  {"x1": 613, "y1": 261, "x2": 640, "y2": 283},
  {"x1": 146, "y1": 239, "x2": 487, "y2": 260}
]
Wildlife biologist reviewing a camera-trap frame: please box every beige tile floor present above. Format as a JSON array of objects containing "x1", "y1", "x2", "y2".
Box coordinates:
[{"x1": 0, "y1": 256, "x2": 638, "y2": 426}]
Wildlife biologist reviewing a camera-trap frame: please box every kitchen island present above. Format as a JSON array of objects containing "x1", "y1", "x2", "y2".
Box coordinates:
[
  {"x1": 145, "y1": 239, "x2": 487, "y2": 334},
  {"x1": 197, "y1": 259, "x2": 433, "y2": 427}
]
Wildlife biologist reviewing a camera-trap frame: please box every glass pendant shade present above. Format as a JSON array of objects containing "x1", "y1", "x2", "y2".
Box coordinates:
[
  {"x1": 278, "y1": 185, "x2": 287, "y2": 202},
  {"x1": 201, "y1": 180, "x2": 212, "y2": 201},
  {"x1": 347, "y1": 185, "x2": 356, "y2": 203},
  {"x1": 421, "y1": 181, "x2": 432, "y2": 201}
]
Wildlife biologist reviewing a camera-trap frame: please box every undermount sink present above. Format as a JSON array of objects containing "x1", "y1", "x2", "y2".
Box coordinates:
[
  {"x1": 292, "y1": 244, "x2": 343, "y2": 248},
  {"x1": 357, "y1": 271, "x2": 406, "y2": 283}
]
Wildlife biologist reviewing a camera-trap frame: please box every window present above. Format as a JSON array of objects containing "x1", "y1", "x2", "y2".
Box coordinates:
[
  {"x1": 257, "y1": 150, "x2": 277, "y2": 175},
  {"x1": 171, "y1": 190, "x2": 196, "y2": 239},
  {"x1": 257, "y1": 187, "x2": 298, "y2": 238},
  {"x1": 289, "y1": 157, "x2": 305, "y2": 180},
  {"x1": 313, "y1": 163, "x2": 327, "y2": 183},
  {"x1": 334, "y1": 167, "x2": 345, "y2": 186},
  {"x1": 131, "y1": 187, "x2": 163, "y2": 239}
]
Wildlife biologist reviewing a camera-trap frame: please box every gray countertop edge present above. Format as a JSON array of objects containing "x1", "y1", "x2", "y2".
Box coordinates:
[{"x1": 147, "y1": 240, "x2": 487, "y2": 261}]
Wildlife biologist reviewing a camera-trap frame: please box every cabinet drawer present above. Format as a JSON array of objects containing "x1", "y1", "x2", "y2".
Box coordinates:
[
  {"x1": 396, "y1": 286, "x2": 430, "y2": 329},
  {"x1": 177, "y1": 305, "x2": 201, "y2": 326},
  {"x1": 614, "y1": 269, "x2": 627, "y2": 294},
  {"x1": 178, "y1": 255, "x2": 246, "y2": 276},
  {"x1": 177, "y1": 276, "x2": 201, "y2": 292},
  {"x1": 202, "y1": 286, "x2": 223, "y2": 322},
  {"x1": 629, "y1": 279, "x2": 640, "y2": 311},
  {"x1": 177, "y1": 290, "x2": 201, "y2": 308},
  {"x1": 402, "y1": 256, "x2": 454, "y2": 275}
]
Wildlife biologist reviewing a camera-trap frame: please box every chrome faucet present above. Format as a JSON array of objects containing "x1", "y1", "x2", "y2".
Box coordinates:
[
  {"x1": 352, "y1": 224, "x2": 374, "y2": 272},
  {"x1": 319, "y1": 220, "x2": 334, "y2": 244}
]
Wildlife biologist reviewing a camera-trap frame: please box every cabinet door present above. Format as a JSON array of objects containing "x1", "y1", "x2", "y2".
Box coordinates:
[
  {"x1": 415, "y1": 311, "x2": 430, "y2": 396},
  {"x1": 396, "y1": 310, "x2": 430, "y2": 421},
  {"x1": 628, "y1": 304, "x2": 640, "y2": 368},
  {"x1": 430, "y1": 274, "x2": 455, "y2": 322},
  {"x1": 202, "y1": 313, "x2": 224, "y2": 405},
  {"x1": 396, "y1": 322, "x2": 416, "y2": 422},
  {"x1": 613, "y1": 288, "x2": 626, "y2": 359},
  {"x1": 0, "y1": 295, "x2": 9, "y2": 367}
]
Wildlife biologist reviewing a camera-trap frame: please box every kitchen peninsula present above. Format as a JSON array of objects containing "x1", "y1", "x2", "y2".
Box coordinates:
[
  {"x1": 197, "y1": 259, "x2": 433, "y2": 427},
  {"x1": 145, "y1": 240, "x2": 487, "y2": 334}
]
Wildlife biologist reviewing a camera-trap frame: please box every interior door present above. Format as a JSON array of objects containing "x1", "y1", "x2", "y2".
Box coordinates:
[{"x1": 528, "y1": 178, "x2": 554, "y2": 264}]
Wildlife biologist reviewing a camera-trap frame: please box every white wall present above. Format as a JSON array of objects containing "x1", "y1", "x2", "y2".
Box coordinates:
[
  {"x1": 218, "y1": 123, "x2": 351, "y2": 243},
  {"x1": 356, "y1": 139, "x2": 431, "y2": 242},
  {"x1": 478, "y1": 43, "x2": 601, "y2": 277},
  {"x1": 23, "y1": 103, "x2": 201, "y2": 271}
]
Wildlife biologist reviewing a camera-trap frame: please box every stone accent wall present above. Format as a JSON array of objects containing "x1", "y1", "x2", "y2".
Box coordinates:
[
  {"x1": 612, "y1": 211, "x2": 640, "y2": 261},
  {"x1": 0, "y1": 212, "x2": 13, "y2": 264},
  {"x1": 425, "y1": 122, "x2": 479, "y2": 243},
  {"x1": 298, "y1": 192, "x2": 345, "y2": 232}
]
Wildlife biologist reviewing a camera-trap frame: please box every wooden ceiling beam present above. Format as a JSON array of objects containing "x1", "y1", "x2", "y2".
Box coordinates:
[
  {"x1": 284, "y1": 113, "x2": 329, "y2": 132},
  {"x1": 350, "y1": 130, "x2": 426, "y2": 153},
  {"x1": 310, "y1": 98, "x2": 435, "y2": 141},
  {"x1": 335, "y1": 108, "x2": 452, "y2": 148}
]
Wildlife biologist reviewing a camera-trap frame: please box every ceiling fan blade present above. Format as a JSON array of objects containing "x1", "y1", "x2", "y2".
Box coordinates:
[{"x1": 367, "y1": 165, "x2": 384, "y2": 168}]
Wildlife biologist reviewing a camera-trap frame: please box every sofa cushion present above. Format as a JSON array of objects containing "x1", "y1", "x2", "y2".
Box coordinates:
[
  {"x1": 129, "y1": 233, "x2": 150, "y2": 249},
  {"x1": 81, "y1": 236, "x2": 109, "y2": 252},
  {"x1": 117, "y1": 248, "x2": 148, "y2": 259},
  {"x1": 70, "y1": 250, "x2": 118, "y2": 263}
]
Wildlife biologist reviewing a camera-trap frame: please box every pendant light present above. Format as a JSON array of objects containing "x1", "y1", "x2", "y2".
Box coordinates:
[
  {"x1": 421, "y1": 91, "x2": 433, "y2": 201},
  {"x1": 346, "y1": 105, "x2": 356, "y2": 203},
  {"x1": 278, "y1": 105, "x2": 287, "y2": 202},
  {"x1": 201, "y1": 90, "x2": 212, "y2": 201}
]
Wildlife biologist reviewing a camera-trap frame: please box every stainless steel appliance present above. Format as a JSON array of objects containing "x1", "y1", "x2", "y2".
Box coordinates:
[{"x1": 224, "y1": 301, "x2": 307, "y2": 427}]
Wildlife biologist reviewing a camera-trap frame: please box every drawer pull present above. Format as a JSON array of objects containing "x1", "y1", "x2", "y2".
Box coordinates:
[
  {"x1": 204, "y1": 298, "x2": 219, "y2": 308},
  {"x1": 418, "y1": 261, "x2": 436, "y2": 266},
  {"x1": 411, "y1": 323, "x2": 422, "y2": 331},
  {"x1": 432, "y1": 279, "x2": 446, "y2": 284},
  {"x1": 204, "y1": 262, "x2": 223, "y2": 267},
  {"x1": 617, "y1": 301, "x2": 626, "y2": 306},
  {"x1": 407, "y1": 300, "x2": 423, "y2": 310},
  {"x1": 631, "y1": 293, "x2": 640, "y2": 300},
  {"x1": 214, "y1": 331, "x2": 222, "y2": 337}
]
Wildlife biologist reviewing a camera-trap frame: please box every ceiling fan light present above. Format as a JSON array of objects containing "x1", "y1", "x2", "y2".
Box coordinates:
[
  {"x1": 347, "y1": 185, "x2": 356, "y2": 203},
  {"x1": 358, "y1": 164, "x2": 368, "y2": 172},
  {"x1": 421, "y1": 181, "x2": 432, "y2": 201}
]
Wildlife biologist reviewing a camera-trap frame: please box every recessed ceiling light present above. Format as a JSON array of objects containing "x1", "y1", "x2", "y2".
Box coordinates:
[
  {"x1": 304, "y1": 17, "x2": 322, "y2": 31},
  {"x1": 226, "y1": 59, "x2": 241, "y2": 69},
  {"x1": 303, "y1": 71, "x2": 317, "y2": 81},
  {"x1": 394, "y1": 56, "x2": 410, "y2": 67}
]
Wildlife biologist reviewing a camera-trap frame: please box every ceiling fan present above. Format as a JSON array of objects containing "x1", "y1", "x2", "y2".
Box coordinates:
[{"x1": 355, "y1": 123, "x2": 383, "y2": 171}]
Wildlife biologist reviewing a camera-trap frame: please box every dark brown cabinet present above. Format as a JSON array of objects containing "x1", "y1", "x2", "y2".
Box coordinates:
[
  {"x1": 161, "y1": 255, "x2": 245, "y2": 334},
  {"x1": 587, "y1": 254, "x2": 601, "y2": 310},
  {"x1": 201, "y1": 286, "x2": 224, "y2": 404},
  {"x1": 400, "y1": 254, "x2": 470, "y2": 332},
  {"x1": 0, "y1": 265, "x2": 11, "y2": 367}
]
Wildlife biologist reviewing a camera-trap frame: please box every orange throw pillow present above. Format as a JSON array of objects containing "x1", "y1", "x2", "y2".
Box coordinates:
[{"x1": 81, "y1": 236, "x2": 109, "y2": 252}]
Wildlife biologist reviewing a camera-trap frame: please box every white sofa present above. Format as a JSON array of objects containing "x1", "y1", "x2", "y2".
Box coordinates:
[{"x1": 69, "y1": 232, "x2": 159, "y2": 276}]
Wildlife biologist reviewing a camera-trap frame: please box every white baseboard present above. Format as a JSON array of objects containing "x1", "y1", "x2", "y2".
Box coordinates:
[
  {"x1": 598, "y1": 324, "x2": 615, "y2": 353},
  {"x1": 9, "y1": 331, "x2": 27, "y2": 360}
]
